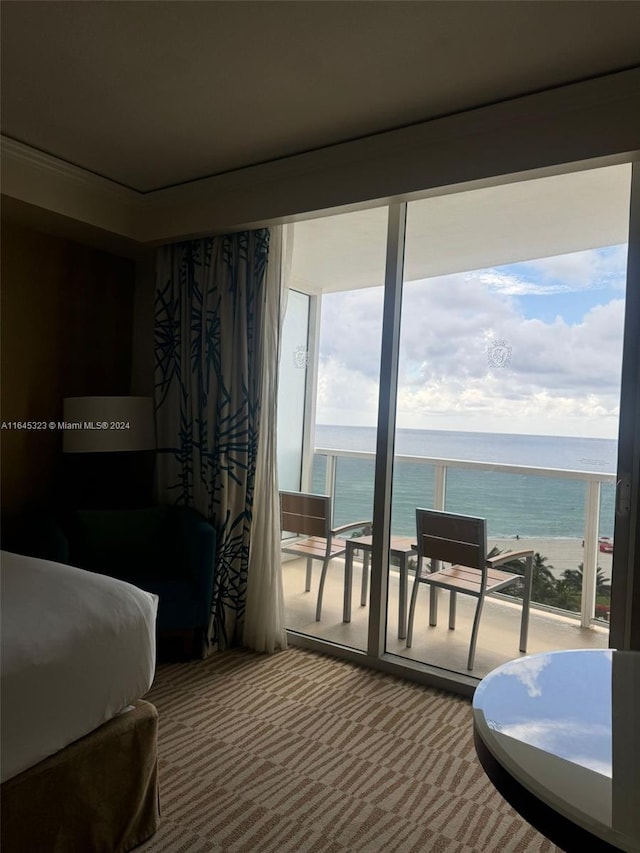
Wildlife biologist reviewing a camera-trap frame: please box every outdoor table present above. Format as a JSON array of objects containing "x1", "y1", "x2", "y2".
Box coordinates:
[{"x1": 343, "y1": 535, "x2": 417, "y2": 639}]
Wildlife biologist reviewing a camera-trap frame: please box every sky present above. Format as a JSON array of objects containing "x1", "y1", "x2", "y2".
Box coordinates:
[{"x1": 316, "y1": 244, "x2": 628, "y2": 438}]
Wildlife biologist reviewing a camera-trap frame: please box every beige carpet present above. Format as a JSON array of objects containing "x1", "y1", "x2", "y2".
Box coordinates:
[{"x1": 137, "y1": 647, "x2": 557, "y2": 852}]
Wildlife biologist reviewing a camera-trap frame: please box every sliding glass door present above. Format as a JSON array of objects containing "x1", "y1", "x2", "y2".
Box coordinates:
[
  {"x1": 280, "y1": 207, "x2": 388, "y2": 651},
  {"x1": 387, "y1": 164, "x2": 631, "y2": 677},
  {"x1": 279, "y1": 159, "x2": 639, "y2": 688}
]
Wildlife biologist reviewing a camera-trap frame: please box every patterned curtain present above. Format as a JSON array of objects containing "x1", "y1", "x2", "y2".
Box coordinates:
[{"x1": 154, "y1": 230, "x2": 270, "y2": 650}]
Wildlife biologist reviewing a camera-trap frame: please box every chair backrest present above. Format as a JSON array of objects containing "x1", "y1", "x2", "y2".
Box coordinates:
[
  {"x1": 415, "y1": 508, "x2": 487, "y2": 570},
  {"x1": 280, "y1": 491, "x2": 331, "y2": 539}
]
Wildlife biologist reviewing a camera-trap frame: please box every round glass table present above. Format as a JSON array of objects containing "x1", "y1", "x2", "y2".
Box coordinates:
[{"x1": 473, "y1": 649, "x2": 640, "y2": 852}]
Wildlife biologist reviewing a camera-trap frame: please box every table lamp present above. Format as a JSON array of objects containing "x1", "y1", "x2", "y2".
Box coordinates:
[{"x1": 62, "y1": 396, "x2": 156, "y2": 509}]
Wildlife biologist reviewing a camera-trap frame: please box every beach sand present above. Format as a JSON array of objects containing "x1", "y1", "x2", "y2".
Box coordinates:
[{"x1": 490, "y1": 536, "x2": 612, "y2": 581}]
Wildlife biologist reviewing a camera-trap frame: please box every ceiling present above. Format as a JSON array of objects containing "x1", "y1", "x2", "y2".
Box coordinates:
[{"x1": 2, "y1": 1, "x2": 640, "y2": 194}]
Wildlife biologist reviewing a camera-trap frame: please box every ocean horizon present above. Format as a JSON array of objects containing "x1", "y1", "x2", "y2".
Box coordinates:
[{"x1": 312, "y1": 424, "x2": 617, "y2": 540}]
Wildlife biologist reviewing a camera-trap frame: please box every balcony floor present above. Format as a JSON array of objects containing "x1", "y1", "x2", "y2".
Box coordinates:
[{"x1": 283, "y1": 556, "x2": 608, "y2": 679}]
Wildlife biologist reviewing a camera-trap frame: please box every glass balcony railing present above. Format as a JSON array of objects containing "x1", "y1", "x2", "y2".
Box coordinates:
[{"x1": 312, "y1": 447, "x2": 616, "y2": 627}]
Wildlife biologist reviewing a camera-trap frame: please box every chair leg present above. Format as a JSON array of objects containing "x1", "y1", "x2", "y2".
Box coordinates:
[
  {"x1": 305, "y1": 557, "x2": 313, "y2": 592},
  {"x1": 429, "y1": 559, "x2": 440, "y2": 626},
  {"x1": 406, "y1": 563, "x2": 423, "y2": 648},
  {"x1": 343, "y1": 546, "x2": 353, "y2": 623},
  {"x1": 315, "y1": 558, "x2": 331, "y2": 621},
  {"x1": 449, "y1": 591, "x2": 457, "y2": 630},
  {"x1": 519, "y1": 554, "x2": 533, "y2": 653},
  {"x1": 467, "y1": 595, "x2": 485, "y2": 671},
  {"x1": 360, "y1": 551, "x2": 370, "y2": 606},
  {"x1": 398, "y1": 555, "x2": 408, "y2": 640},
  {"x1": 429, "y1": 586, "x2": 438, "y2": 626}
]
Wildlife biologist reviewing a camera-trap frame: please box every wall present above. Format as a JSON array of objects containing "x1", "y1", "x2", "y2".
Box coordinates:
[
  {"x1": 0, "y1": 220, "x2": 135, "y2": 529},
  {"x1": 130, "y1": 248, "x2": 156, "y2": 397}
]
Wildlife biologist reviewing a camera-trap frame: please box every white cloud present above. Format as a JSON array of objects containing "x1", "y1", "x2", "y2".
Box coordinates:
[
  {"x1": 497, "y1": 653, "x2": 551, "y2": 697},
  {"x1": 319, "y1": 287, "x2": 384, "y2": 381},
  {"x1": 314, "y1": 249, "x2": 627, "y2": 437},
  {"x1": 316, "y1": 356, "x2": 380, "y2": 427},
  {"x1": 474, "y1": 270, "x2": 572, "y2": 296},
  {"x1": 522, "y1": 245, "x2": 628, "y2": 290},
  {"x1": 478, "y1": 246, "x2": 628, "y2": 295},
  {"x1": 499, "y1": 719, "x2": 612, "y2": 776}
]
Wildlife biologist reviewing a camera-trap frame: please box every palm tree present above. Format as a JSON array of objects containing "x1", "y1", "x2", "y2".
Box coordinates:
[
  {"x1": 530, "y1": 552, "x2": 557, "y2": 604},
  {"x1": 486, "y1": 545, "x2": 524, "y2": 597},
  {"x1": 562, "y1": 563, "x2": 611, "y2": 598},
  {"x1": 551, "y1": 578, "x2": 581, "y2": 612},
  {"x1": 492, "y1": 549, "x2": 556, "y2": 605}
]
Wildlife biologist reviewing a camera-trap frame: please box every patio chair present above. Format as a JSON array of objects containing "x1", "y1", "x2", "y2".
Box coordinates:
[
  {"x1": 406, "y1": 508, "x2": 533, "y2": 670},
  {"x1": 279, "y1": 490, "x2": 371, "y2": 621}
]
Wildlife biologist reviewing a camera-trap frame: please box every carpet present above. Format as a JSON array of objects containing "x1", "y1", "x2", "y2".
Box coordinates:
[{"x1": 137, "y1": 647, "x2": 556, "y2": 852}]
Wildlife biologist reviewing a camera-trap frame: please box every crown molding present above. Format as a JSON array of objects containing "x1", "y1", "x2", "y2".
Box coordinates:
[
  {"x1": 2, "y1": 68, "x2": 639, "y2": 246},
  {"x1": 1, "y1": 136, "x2": 139, "y2": 201},
  {"x1": 1, "y1": 136, "x2": 145, "y2": 241}
]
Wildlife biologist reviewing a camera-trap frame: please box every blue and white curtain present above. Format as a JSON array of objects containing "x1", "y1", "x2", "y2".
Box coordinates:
[{"x1": 154, "y1": 230, "x2": 271, "y2": 650}]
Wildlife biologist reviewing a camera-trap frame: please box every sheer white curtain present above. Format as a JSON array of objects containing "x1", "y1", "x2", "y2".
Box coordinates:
[{"x1": 243, "y1": 225, "x2": 294, "y2": 653}]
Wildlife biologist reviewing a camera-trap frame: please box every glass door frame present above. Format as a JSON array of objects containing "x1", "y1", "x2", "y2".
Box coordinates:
[
  {"x1": 610, "y1": 162, "x2": 640, "y2": 651},
  {"x1": 300, "y1": 293, "x2": 321, "y2": 494}
]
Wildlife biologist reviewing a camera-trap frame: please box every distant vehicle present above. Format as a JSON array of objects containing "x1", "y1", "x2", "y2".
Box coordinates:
[{"x1": 599, "y1": 536, "x2": 614, "y2": 554}]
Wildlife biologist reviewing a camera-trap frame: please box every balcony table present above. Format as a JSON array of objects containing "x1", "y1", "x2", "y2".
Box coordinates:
[
  {"x1": 473, "y1": 649, "x2": 640, "y2": 852},
  {"x1": 343, "y1": 535, "x2": 417, "y2": 638}
]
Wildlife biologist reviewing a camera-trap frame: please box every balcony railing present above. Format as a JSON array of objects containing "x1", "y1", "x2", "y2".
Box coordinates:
[{"x1": 314, "y1": 447, "x2": 616, "y2": 630}]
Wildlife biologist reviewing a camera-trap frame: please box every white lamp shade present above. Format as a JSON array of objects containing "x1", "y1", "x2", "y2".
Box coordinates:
[{"x1": 63, "y1": 397, "x2": 155, "y2": 452}]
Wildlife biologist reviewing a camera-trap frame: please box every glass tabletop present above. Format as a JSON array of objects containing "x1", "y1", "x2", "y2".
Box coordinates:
[{"x1": 473, "y1": 649, "x2": 640, "y2": 851}]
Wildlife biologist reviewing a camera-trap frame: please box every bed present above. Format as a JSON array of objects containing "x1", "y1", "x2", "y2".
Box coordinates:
[{"x1": 0, "y1": 550, "x2": 161, "y2": 852}]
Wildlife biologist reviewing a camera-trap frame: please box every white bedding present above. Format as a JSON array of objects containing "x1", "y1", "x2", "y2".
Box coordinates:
[{"x1": 0, "y1": 550, "x2": 158, "y2": 783}]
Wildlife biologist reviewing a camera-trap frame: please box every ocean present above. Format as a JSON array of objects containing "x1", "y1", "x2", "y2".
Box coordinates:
[{"x1": 312, "y1": 425, "x2": 617, "y2": 540}]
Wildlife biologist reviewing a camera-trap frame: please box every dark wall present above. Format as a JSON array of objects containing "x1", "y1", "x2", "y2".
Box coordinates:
[{"x1": 0, "y1": 220, "x2": 135, "y2": 528}]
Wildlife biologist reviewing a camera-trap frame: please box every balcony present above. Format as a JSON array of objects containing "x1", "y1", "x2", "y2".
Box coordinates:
[{"x1": 283, "y1": 447, "x2": 613, "y2": 678}]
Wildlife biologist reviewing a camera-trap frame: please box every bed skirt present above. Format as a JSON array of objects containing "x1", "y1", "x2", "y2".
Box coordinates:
[{"x1": 0, "y1": 699, "x2": 160, "y2": 853}]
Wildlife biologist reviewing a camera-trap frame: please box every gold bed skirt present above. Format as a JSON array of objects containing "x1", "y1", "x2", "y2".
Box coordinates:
[{"x1": 1, "y1": 699, "x2": 160, "y2": 853}]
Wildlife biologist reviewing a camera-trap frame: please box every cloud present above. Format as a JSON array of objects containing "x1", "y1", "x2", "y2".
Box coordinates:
[
  {"x1": 480, "y1": 245, "x2": 628, "y2": 295},
  {"x1": 496, "y1": 653, "x2": 551, "y2": 697},
  {"x1": 499, "y1": 719, "x2": 612, "y2": 776},
  {"x1": 316, "y1": 355, "x2": 380, "y2": 426},
  {"x1": 474, "y1": 270, "x2": 571, "y2": 296},
  {"x1": 319, "y1": 287, "x2": 384, "y2": 381},
  {"x1": 314, "y1": 247, "x2": 627, "y2": 436}
]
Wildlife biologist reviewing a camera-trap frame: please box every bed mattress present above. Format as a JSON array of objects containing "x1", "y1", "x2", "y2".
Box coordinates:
[{"x1": 0, "y1": 550, "x2": 158, "y2": 783}]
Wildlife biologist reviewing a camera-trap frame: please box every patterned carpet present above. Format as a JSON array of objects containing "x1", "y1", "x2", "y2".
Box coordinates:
[{"x1": 137, "y1": 647, "x2": 557, "y2": 852}]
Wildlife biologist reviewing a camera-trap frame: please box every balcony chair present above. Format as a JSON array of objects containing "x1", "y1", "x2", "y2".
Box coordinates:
[
  {"x1": 406, "y1": 508, "x2": 533, "y2": 671},
  {"x1": 279, "y1": 490, "x2": 371, "y2": 621}
]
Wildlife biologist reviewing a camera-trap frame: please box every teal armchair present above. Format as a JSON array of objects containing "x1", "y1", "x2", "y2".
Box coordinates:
[{"x1": 42, "y1": 506, "x2": 216, "y2": 654}]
